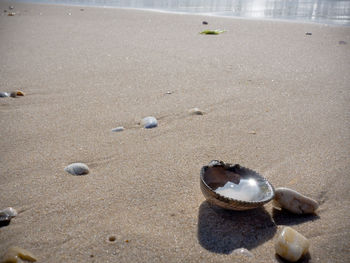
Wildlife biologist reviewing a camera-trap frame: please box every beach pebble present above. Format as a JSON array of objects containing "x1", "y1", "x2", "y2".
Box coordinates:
[
  {"x1": 9, "y1": 6, "x2": 14, "y2": 10},
  {"x1": 0, "y1": 92, "x2": 10, "y2": 97},
  {"x1": 339, "y1": 40, "x2": 347, "y2": 45},
  {"x1": 248, "y1": 130, "x2": 256, "y2": 135},
  {"x1": 202, "y1": 21, "x2": 208, "y2": 25},
  {"x1": 188, "y1": 108, "x2": 204, "y2": 115},
  {"x1": 275, "y1": 226, "x2": 309, "y2": 262},
  {"x1": 2, "y1": 246, "x2": 37, "y2": 262},
  {"x1": 64, "y1": 163, "x2": 90, "y2": 175},
  {"x1": 273, "y1": 187, "x2": 319, "y2": 214},
  {"x1": 141, "y1": 116, "x2": 158, "y2": 129},
  {"x1": 232, "y1": 248, "x2": 254, "y2": 258},
  {"x1": 111, "y1": 126, "x2": 125, "y2": 132},
  {"x1": 305, "y1": 32, "x2": 312, "y2": 35}
]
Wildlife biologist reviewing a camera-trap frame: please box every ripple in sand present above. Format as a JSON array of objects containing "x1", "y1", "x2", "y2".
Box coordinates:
[
  {"x1": 141, "y1": 116, "x2": 158, "y2": 129},
  {"x1": 64, "y1": 163, "x2": 90, "y2": 175}
]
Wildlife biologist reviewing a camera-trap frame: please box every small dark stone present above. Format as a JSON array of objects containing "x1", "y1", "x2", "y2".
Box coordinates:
[
  {"x1": 305, "y1": 32, "x2": 312, "y2": 35},
  {"x1": 202, "y1": 21, "x2": 208, "y2": 25},
  {"x1": 339, "y1": 40, "x2": 347, "y2": 45},
  {"x1": 80, "y1": 9, "x2": 84, "y2": 11}
]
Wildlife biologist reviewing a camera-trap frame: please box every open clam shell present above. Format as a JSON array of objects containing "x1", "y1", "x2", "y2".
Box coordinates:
[{"x1": 200, "y1": 160, "x2": 275, "y2": 210}]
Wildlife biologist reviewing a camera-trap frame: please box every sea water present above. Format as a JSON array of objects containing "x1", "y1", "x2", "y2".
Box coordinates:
[{"x1": 15, "y1": 0, "x2": 350, "y2": 26}]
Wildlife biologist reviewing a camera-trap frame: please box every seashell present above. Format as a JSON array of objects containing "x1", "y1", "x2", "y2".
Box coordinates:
[
  {"x1": 15, "y1": 91, "x2": 25, "y2": 96},
  {"x1": 188, "y1": 108, "x2": 204, "y2": 115},
  {"x1": 1, "y1": 207, "x2": 18, "y2": 218},
  {"x1": 273, "y1": 187, "x2": 319, "y2": 214},
  {"x1": 0, "y1": 212, "x2": 11, "y2": 223},
  {"x1": 232, "y1": 248, "x2": 254, "y2": 258},
  {"x1": 2, "y1": 246, "x2": 37, "y2": 262},
  {"x1": 200, "y1": 160, "x2": 275, "y2": 210},
  {"x1": 0, "y1": 92, "x2": 10, "y2": 97},
  {"x1": 140, "y1": 116, "x2": 158, "y2": 129},
  {"x1": 64, "y1": 163, "x2": 89, "y2": 175},
  {"x1": 7, "y1": 12, "x2": 16, "y2": 16},
  {"x1": 111, "y1": 126, "x2": 124, "y2": 132},
  {"x1": 275, "y1": 226, "x2": 309, "y2": 262},
  {"x1": 9, "y1": 91, "x2": 17, "y2": 98}
]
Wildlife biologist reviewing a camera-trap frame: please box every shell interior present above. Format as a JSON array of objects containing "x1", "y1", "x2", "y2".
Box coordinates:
[{"x1": 202, "y1": 162, "x2": 274, "y2": 203}]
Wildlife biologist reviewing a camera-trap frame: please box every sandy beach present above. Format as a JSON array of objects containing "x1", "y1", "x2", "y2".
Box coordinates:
[{"x1": 0, "y1": 1, "x2": 349, "y2": 262}]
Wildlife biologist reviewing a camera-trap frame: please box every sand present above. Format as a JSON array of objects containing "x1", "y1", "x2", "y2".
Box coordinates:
[{"x1": 0, "y1": 1, "x2": 349, "y2": 262}]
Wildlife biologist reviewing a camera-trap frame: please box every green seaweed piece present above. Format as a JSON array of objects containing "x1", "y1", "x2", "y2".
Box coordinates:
[{"x1": 200, "y1": 29, "x2": 226, "y2": 35}]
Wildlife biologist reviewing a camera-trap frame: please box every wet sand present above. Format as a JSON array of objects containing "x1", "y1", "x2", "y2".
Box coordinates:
[{"x1": 0, "y1": 1, "x2": 350, "y2": 262}]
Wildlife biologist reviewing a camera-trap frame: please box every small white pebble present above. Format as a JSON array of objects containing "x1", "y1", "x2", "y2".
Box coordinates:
[
  {"x1": 273, "y1": 187, "x2": 319, "y2": 214},
  {"x1": 275, "y1": 226, "x2": 309, "y2": 262}
]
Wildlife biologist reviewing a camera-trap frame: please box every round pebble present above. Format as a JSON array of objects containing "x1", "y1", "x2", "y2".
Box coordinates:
[
  {"x1": 141, "y1": 116, "x2": 158, "y2": 129},
  {"x1": 64, "y1": 163, "x2": 90, "y2": 175}
]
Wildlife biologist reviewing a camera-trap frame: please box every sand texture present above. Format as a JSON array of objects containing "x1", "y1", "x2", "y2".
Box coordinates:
[{"x1": 1, "y1": 1, "x2": 350, "y2": 262}]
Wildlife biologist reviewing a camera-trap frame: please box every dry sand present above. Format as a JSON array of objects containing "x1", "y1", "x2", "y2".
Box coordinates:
[{"x1": 0, "y1": 1, "x2": 349, "y2": 262}]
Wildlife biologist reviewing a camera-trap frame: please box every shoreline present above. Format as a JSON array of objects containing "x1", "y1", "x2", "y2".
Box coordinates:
[
  {"x1": 12, "y1": 0, "x2": 350, "y2": 27},
  {"x1": 1, "y1": 1, "x2": 350, "y2": 262}
]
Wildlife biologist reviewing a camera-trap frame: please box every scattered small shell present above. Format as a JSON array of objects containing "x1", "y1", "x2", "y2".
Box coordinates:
[
  {"x1": 248, "y1": 130, "x2": 256, "y2": 135},
  {"x1": 0, "y1": 92, "x2": 10, "y2": 97},
  {"x1": 10, "y1": 91, "x2": 17, "y2": 98},
  {"x1": 67, "y1": 12, "x2": 72, "y2": 16},
  {"x1": 0, "y1": 212, "x2": 11, "y2": 223},
  {"x1": 232, "y1": 248, "x2": 254, "y2": 258},
  {"x1": 1, "y1": 207, "x2": 18, "y2": 218},
  {"x1": 7, "y1": 12, "x2": 16, "y2": 16},
  {"x1": 273, "y1": 187, "x2": 319, "y2": 214},
  {"x1": 200, "y1": 29, "x2": 226, "y2": 35},
  {"x1": 64, "y1": 163, "x2": 89, "y2": 175},
  {"x1": 339, "y1": 40, "x2": 347, "y2": 45},
  {"x1": 15, "y1": 91, "x2": 25, "y2": 96},
  {"x1": 305, "y1": 32, "x2": 312, "y2": 35},
  {"x1": 165, "y1": 91, "x2": 173, "y2": 95},
  {"x1": 188, "y1": 108, "x2": 204, "y2": 115},
  {"x1": 275, "y1": 226, "x2": 309, "y2": 262},
  {"x1": 141, "y1": 116, "x2": 158, "y2": 129},
  {"x1": 2, "y1": 246, "x2": 37, "y2": 262},
  {"x1": 111, "y1": 126, "x2": 124, "y2": 132},
  {"x1": 9, "y1": 6, "x2": 14, "y2": 10}
]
